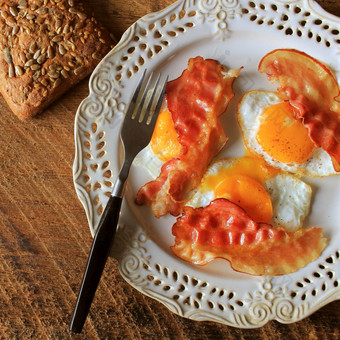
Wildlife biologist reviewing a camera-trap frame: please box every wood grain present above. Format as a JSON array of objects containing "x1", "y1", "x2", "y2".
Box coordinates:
[{"x1": 0, "y1": 0, "x2": 339, "y2": 339}]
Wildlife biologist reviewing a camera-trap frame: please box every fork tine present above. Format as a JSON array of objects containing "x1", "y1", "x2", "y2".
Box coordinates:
[
  {"x1": 134, "y1": 72, "x2": 153, "y2": 121},
  {"x1": 141, "y1": 73, "x2": 161, "y2": 124},
  {"x1": 125, "y1": 69, "x2": 147, "y2": 119},
  {"x1": 147, "y1": 75, "x2": 169, "y2": 126}
]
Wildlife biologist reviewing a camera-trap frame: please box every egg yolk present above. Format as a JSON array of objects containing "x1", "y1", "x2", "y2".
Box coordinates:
[
  {"x1": 204, "y1": 155, "x2": 280, "y2": 185},
  {"x1": 201, "y1": 156, "x2": 279, "y2": 223},
  {"x1": 256, "y1": 102, "x2": 315, "y2": 164},
  {"x1": 214, "y1": 175, "x2": 273, "y2": 223},
  {"x1": 150, "y1": 108, "x2": 181, "y2": 162}
]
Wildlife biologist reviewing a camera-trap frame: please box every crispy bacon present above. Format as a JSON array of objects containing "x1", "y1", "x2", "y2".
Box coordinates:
[
  {"x1": 289, "y1": 92, "x2": 340, "y2": 171},
  {"x1": 171, "y1": 199, "x2": 326, "y2": 275},
  {"x1": 136, "y1": 57, "x2": 241, "y2": 217},
  {"x1": 259, "y1": 49, "x2": 340, "y2": 171}
]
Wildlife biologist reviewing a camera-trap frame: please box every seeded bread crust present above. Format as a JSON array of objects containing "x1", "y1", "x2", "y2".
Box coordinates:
[{"x1": 0, "y1": 0, "x2": 115, "y2": 120}]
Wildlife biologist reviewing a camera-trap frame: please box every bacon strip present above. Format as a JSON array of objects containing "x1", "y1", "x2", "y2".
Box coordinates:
[
  {"x1": 136, "y1": 57, "x2": 240, "y2": 217},
  {"x1": 287, "y1": 90, "x2": 340, "y2": 171},
  {"x1": 171, "y1": 199, "x2": 326, "y2": 275}
]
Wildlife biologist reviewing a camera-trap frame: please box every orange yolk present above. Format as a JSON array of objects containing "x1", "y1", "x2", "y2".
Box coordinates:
[
  {"x1": 256, "y1": 102, "x2": 315, "y2": 164},
  {"x1": 150, "y1": 108, "x2": 181, "y2": 162},
  {"x1": 202, "y1": 156, "x2": 280, "y2": 223},
  {"x1": 215, "y1": 175, "x2": 273, "y2": 223}
]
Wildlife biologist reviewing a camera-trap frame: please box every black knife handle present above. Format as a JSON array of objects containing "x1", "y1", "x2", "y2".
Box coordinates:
[{"x1": 69, "y1": 195, "x2": 122, "y2": 333}]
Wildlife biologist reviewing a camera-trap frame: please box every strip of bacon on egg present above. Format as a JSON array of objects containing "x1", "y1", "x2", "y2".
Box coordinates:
[
  {"x1": 289, "y1": 93, "x2": 340, "y2": 171},
  {"x1": 136, "y1": 57, "x2": 241, "y2": 217},
  {"x1": 171, "y1": 198, "x2": 327, "y2": 276}
]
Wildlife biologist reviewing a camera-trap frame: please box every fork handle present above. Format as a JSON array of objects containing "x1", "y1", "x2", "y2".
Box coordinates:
[{"x1": 69, "y1": 194, "x2": 122, "y2": 333}]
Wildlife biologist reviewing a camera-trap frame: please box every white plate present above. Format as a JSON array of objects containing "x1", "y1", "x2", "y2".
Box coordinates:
[{"x1": 73, "y1": 0, "x2": 340, "y2": 328}]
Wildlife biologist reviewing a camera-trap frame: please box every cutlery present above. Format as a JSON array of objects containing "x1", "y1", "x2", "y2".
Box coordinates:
[{"x1": 70, "y1": 70, "x2": 168, "y2": 333}]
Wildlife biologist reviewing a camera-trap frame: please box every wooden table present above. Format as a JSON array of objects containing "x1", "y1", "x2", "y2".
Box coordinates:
[{"x1": 0, "y1": 0, "x2": 339, "y2": 339}]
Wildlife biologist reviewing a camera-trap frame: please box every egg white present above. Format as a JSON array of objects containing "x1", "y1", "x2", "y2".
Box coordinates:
[
  {"x1": 264, "y1": 173, "x2": 312, "y2": 231},
  {"x1": 186, "y1": 158, "x2": 312, "y2": 231},
  {"x1": 133, "y1": 144, "x2": 164, "y2": 179},
  {"x1": 237, "y1": 90, "x2": 337, "y2": 177}
]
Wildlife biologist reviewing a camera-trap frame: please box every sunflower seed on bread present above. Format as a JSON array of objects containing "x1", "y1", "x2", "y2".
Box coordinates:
[{"x1": 0, "y1": 0, "x2": 115, "y2": 120}]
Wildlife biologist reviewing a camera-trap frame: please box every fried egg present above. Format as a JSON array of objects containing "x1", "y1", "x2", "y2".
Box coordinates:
[
  {"x1": 237, "y1": 90, "x2": 337, "y2": 177},
  {"x1": 187, "y1": 156, "x2": 312, "y2": 231},
  {"x1": 133, "y1": 106, "x2": 180, "y2": 178}
]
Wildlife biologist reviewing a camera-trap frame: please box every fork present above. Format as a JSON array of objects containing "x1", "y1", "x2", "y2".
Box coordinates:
[{"x1": 70, "y1": 70, "x2": 168, "y2": 333}]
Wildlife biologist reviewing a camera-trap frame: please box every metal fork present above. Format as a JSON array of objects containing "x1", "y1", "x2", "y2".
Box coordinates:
[{"x1": 70, "y1": 70, "x2": 168, "y2": 333}]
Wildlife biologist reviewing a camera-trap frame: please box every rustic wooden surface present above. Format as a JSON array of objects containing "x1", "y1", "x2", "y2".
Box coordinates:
[{"x1": 0, "y1": 0, "x2": 339, "y2": 339}]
